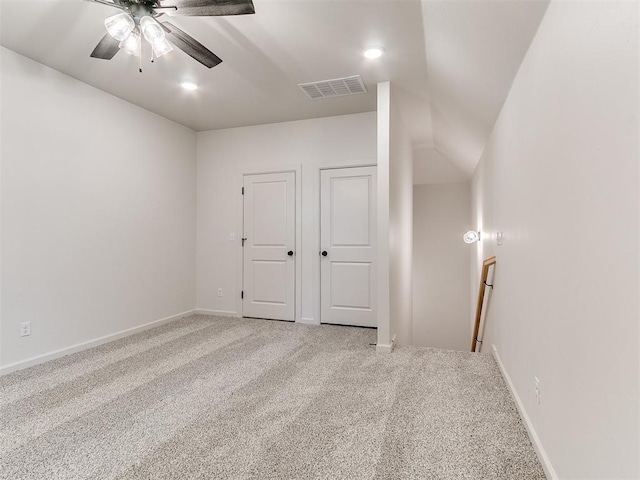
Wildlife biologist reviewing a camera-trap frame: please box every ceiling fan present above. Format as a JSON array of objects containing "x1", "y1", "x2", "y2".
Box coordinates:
[{"x1": 88, "y1": 0, "x2": 255, "y2": 70}]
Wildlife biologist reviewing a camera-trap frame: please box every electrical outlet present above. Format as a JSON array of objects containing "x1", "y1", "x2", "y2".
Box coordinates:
[
  {"x1": 20, "y1": 321, "x2": 31, "y2": 337},
  {"x1": 534, "y1": 376, "x2": 540, "y2": 404},
  {"x1": 217, "y1": 288, "x2": 223, "y2": 297}
]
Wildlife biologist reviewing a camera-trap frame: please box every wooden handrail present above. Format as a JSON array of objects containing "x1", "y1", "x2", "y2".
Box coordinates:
[{"x1": 471, "y1": 256, "x2": 496, "y2": 352}]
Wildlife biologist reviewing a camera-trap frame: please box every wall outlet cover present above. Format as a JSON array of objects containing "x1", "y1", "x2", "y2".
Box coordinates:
[{"x1": 20, "y1": 321, "x2": 31, "y2": 337}]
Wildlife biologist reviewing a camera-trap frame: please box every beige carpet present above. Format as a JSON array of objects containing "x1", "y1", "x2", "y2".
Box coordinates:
[{"x1": 0, "y1": 315, "x2": 545, "y2": 479}]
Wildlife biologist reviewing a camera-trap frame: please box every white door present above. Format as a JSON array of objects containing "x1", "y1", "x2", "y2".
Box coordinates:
[
  {"x1": 320, "y1": 166, "x2": 377, "y2": 327},
  {"x1": 242, "y1": 172, "x2": 295, "y2": 321}
]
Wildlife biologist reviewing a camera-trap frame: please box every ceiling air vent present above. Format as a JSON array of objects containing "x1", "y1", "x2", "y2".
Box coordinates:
[{"x1": 298, "y1": 75, "x2": 367, "y2": 100}]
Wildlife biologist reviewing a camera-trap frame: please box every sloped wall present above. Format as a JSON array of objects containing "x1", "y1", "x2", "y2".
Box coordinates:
[{"x1": 471, "y1": 2, "x2": 639, "y2": 477}]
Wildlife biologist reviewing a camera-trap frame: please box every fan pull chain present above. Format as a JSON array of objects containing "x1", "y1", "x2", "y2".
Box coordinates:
[{"x1": 139, "y1": 35, "x2": 143, "y2": 73}]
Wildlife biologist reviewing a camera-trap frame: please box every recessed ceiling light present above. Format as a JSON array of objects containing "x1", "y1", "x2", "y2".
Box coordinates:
[
  {"x1": 180, "y1": 81, "x2": 198, "y2": 91},
  {"x1": 363, "y1": 46, "x2": 384, "y2": 59}
]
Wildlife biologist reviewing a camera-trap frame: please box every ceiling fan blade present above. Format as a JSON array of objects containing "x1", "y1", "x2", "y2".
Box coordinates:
[
  {"x1": 163, "y1": 22, "x2": 222, "y2": 68},
  {"x1": 90, "y1": 33, "x2": 121, "y2": 60},
  {"x1": 84, "y1": 0, "x2": 127, "y2": 11},
  {"x1": 160, "y1": 0, "x2": 255, "y2": 17}
]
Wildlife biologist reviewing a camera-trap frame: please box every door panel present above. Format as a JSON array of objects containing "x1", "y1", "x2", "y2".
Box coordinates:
[
  {"x1": 331, "y1": 262, "x2": 372, "y2": 309},
  {"x1": 252, "y1": 261, "x2": 287, "y2": 304},
  {"x1": 321, "y1": 167, "x2": 377, "y2": 327},
  {"x1": 243, "y1": 172, "x2": 295, "y2": 321},
  {"x1": 252, "y1": 182, "x2": 287, "y2": 246},
  {"x1": 331, "y1": 176, "x2": 371, "y2": 246}
]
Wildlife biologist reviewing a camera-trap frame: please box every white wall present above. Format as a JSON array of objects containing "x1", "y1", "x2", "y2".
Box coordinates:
[
  {"x1": 196, "y1": 112, "x2": 376, "y2": 322},
  {"x1": 471, "y1": 2, "x2": 639, "y2": 478},
  {"x1": 0, "y1": 48, "x2": 197, "y2": 370},
  {"x1": 413, "y1": 146, "x2": 469, "y2": 186},
  {"x1": 413, "y1": 183, "x2": 470, "y2": 351},
  {"x1": 388, "y1": 88, "x2": 414, "y2": 346},
  {"x1": 376, "y1": 82, "x2": 414, "y2": 348}
]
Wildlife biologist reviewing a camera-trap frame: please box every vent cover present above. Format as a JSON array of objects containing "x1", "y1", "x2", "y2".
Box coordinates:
[{"x1": 298, "y1": 75, "x2": 367, "y2": 100}]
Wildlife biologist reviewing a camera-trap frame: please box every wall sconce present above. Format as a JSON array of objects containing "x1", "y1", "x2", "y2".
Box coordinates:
[{"x1": 463, "y1": 230, "x2": 480, "y2": 244}]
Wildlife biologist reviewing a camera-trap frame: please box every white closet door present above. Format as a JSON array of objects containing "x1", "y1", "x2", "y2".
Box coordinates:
[
  {"x1": 243, "y1": 172, "x2": 295, "y2": 321},
  {"x1": 320, "y1": 166, "x2": 377, "y2": 327}
]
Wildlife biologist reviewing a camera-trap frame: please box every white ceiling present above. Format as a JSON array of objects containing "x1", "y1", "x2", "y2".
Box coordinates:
[
  {"x1": 421, "y1": 0, "x2": 549, "y2": 174},
  {"x1": 0, "y1": 0, "x2": 549, "y2": 176}
]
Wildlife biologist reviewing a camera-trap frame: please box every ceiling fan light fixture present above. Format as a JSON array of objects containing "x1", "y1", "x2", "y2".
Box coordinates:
[
  {"x1": 90, "y1": 0, "x2": 232, "y2": 69},
  {"x1": 105, "y1": 12, "x2": 135, "y2": 42},
  {"x1": 119, "y1": 30, "x2": 141, "y2": 57},
  {"x1": 363, "y1": 46, "x2": 384, "y2": 59},
  {"x1": 152, "y1": 38, "x2": 174, "y2": 58},
  {"x1": 140, "y1": 16, "x2": 166, "y2": 45}
]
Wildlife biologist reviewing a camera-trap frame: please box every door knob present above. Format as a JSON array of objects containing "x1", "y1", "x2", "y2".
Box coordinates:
[
  {"x1": 287, "y1": 250, "x2": 294, "y2": 256},
  {"x1": 321, "y1": 251, "x2": 328, "y2": 256}
]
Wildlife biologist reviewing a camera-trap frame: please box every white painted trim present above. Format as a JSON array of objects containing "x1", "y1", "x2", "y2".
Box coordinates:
[
  {"x1": 236, "y1": 171, "x2": 244, "y2": 317},
  {"x1": 297, "y1": 317, "x2": 318, "y2": 325},
  {"x1": 492, "y1": 345, "x2": 558, "y2": 480},
  {"x1": 295, "y1": 166, "x2": 303, "y2": 323},
  {"x1": 236, "y1": 172, "x2": 245, "y2": 318},
  {"x1": 376, "y1": 334, "x2": 396, "y2": 353},
  {"x1": 0, "y1": 309, "x2": 197, "y2": 376},
  {"x1": 318, "y1": 163, "x2": 379, "y2": 171},
  {"x1": 376, "y1": 81, "x2": 391, "y2": 348},
  {"x1": 195, "y1": 309, "x2": 240, "y2": 318}
]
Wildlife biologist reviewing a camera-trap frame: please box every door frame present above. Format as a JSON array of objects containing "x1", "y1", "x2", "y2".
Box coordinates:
[
  {"x1": 316, "y1": 164, "x2": 376, "y2": 325},
  {"x1": 235, "y1": 167, "x2": 302, "y2": 322}
]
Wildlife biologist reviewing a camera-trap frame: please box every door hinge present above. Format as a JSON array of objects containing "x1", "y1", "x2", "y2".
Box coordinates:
[
  {"x1": 241, "y1": 187, "x2": 244, "y2": 195},
  {"x1": 242, "y1": 237, "x2": 247, "y2": 246},
  {"x1": 241, "y1": 291, "x2": 244, "y2": 299}
]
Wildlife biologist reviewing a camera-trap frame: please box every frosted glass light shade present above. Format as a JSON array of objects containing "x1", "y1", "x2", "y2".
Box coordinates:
[
  {"x1": 140, "y1": 16, "x2": 165, "y2": 45},
  {"x1": 105, "y1": 12, "x2": 135, "y2": 41},
  {"x1": 152, "y1": 38, "x2": 173, "y2": 57},
  {"x1": 463, "y1": 230, "x2": 480, "y2": 244},
  {"x1": 119, "y1": 31, "x2": 140, "y2": 57}
]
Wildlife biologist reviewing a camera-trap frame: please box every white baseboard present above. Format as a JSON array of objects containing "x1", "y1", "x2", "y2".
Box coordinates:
[
  {"x1": 0, "y1": 309, "x2": 197, "y2": 376},
  {"x1": 297, "y1": 317, "x2": 318, "y2": 325},
  {"x1": 195, "y1": 309, "x2": 240, "y2": 318},
  {"x1": 492, "y1": 345, "x2": 558, "y2": 480},
  {"x1": 376, "y1": 334, "x2": 396, "y2": 353}
]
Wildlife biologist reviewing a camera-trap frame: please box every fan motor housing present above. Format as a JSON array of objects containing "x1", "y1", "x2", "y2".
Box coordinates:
[{"x1": 128, "y1": 3, "x2": 158, "y2": 20}]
